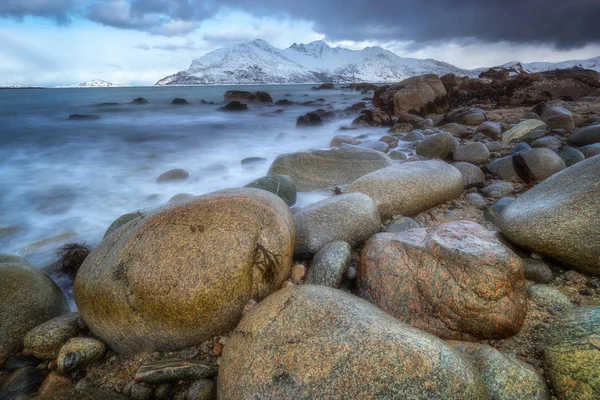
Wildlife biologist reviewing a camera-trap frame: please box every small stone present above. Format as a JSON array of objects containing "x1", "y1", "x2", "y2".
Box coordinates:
[
  {"x1": 187, "y1": 379, "x2": 215, "y2": 400},
  {"x1": 527, "y1": 285, "x2": 573, "y2": 311},
  {"x1": 156, "y1": 168, "x2": 189, "y2": 183},
  {"x1": 385, "y1": 217, "x2": 420, "y2": 233},
  {"x1": 475, "y1": 121, "x2": 503, "y2": 139},
  {"x1": 484, "y1": 141, "x2": 503, "y2": 152},
  {"x1": 305, "y1": 241, "x2": 351, "y2": 288},
  {"x1": 453, "y1": 142, "x2": 490, "y2": 164},
  {"x1": 344, "y1": 265, "x2": 358, "y2": 281},
  {"x1": 563, "y1": 270, "x2": 588, "y2": 285},
  {"x1": 502, "y1": 119, "x2": 547, "y2": 144},
  {"x1": 131, "y1": 382, "x2": 153, "y2": 400},
  {"x1": 402, "y1": 131, "x2": 425, "y2": 141},
  {"x1": 388, "y1": 122, "x2": 413, "y2": 134},
  {"x1": 245, "y1": 175, "x2": 297, "y2": 206},
  {"x1": 388, "y1": 150, "x2": 408, "y2": 160},
  {"x1": 23, "y1": 313, "x2": 84, "y2": 360},
  {"x1": 481, "y1": 182, "x2": 514, "y2": 199},
  {"x1": 416, "y1": 132, "x2": 456, "y2": 160},
  {"x1": 329, "y1": 135, "x2": 356, "y2": 147},
  {"x1": 38, "y1": 372, "x2": 72, "y2": 396},
  {"x1": 135, "y1": 360, "x2": 217, "y2": 384},
  {"x1": 452, "y1": 162, "x2": 485, "y2": 188},
  {"x1": 290, "y1": 264, "x2": 306, "y2": 284},
  {"x1": 154, "y1": 383, "x2": 173, "y2": 400},
  {"x1": 56, "y1": 338, "x2": 106, "y2": 373},
  {"x1": 531, "y1": 136, "x2": 561, "y2": 148},
  {"x1": 523, "y1": 259, "x2": 554, "y2": 284},
  {"x1": 553, "y1": 146, "x2": 585, "y2": 167},
  {"x1": 213, "y1": 343, "x2": 223, "y2": 357},
  {"x1": 466, "y1": 193, "x2": 488, "y2": 210}
]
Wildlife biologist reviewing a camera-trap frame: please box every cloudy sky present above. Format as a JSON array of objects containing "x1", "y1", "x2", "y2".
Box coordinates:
[{"x1": 1, "y1": 0, "x2": 599, "y2": 86}]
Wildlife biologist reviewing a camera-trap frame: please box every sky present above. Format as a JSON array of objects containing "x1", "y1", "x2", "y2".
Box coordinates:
[{"x1": 1, "y1": 0, "x2": 599, "y2": 86}]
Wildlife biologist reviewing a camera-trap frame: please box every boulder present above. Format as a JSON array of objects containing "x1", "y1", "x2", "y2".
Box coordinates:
[
  {"x1": 373, "y1": 74, "x2": 449, "y2": 116},
  {"x1": 346, "y1": 161, "x2": 464, "y2": 219},
  {"x1": 359, "y1": 141, "x2": 389, "y2": 153},
  {"x1": 439, "y1": 123, "x2": 462, "y2": 137},
  {"x1": 329, "y1": 135, "x2": 356, "y2": 147},
  {"x1": 305, "y1": 241, "x2": 351, "y2": 288},
  {"x1": 501, "y1": 120, "x2": 547, "y2": 145},
  {"x1": 0, "y1": 260, "x2": 69, "y2": 365},
  {"x1": 23, "y1": 313, "x2": 84, "y2": 360},
  {"x1": 513, "y1": 148, "x2": 566, "y2": 182},
  {"x1": 240, "y1": 157, "x2": 267, "y2": 169},
  {"x1": 131, "y1": 97, "x2": 148, "y2": 104},
  {"x1": 486, "y1": 155, "x2": 522, "y2": 182},
  {"x1": 545, "y1": 307, "x2": 600, "y2": 399},
  {"x1": 388, "y1": 122, "x2": 413, "y2": 134},
  {"x1": 388, "y1": 150, "x2": 408, "y2": 160},
  {"x1": 68, "y1": 114, "x2": 99, "y2": 121},
  {"x1": 296, "y1": 111, "x2": 323, "y2": 127},
  {"x1": 218, "y1": 285, "x2": 488, "y2": 399},
  {"x1": 352, "y1": 109, "x2": 392, "y2": 127},
  {"x1": 245, "y1": 174, "x2": 296, "y2": 206},
  {"x1": 316, "y1": 83, "x2": 334, "y2": 90},
  {"x1": 475, "y1": 121, "x2": 503, "y2": 139},
  {"x1": 103, "y1": 212, "x2": 140, "y2": 238},
  {"x1": 267, "y1": 146, "x2": 393, "y2": 191},
  {"x1": 171, "y1": 98, "x2": 189, "y2": 105},
  {"x1": 358, "y1": 220, "x2": 527, "y2": 340},
  {"x1": 498, "y1": 155, "x2": 600, "y2": 275},
  {"x1": 554, "y1": 146, "x2": 585, "y2": 167},
  {"x1": 527, "y1": 285, "x2": 573, "y2": 311},
  {"x1": 569, "y1": 124, "x2": 600, "y2": 146},
  {"x1": 56, "y1": 338, "x2": 106, "y2": 373},
  {"x1": 416, "y1": 132, "x2": 457, "y2": 159},
  {"x1": 531, "y1": 136, "x2": 562, "y2": 148},
  {"x1": 402, "y1": 130, "x2": 425, "y2": 142},
  {"x1": 453, "y1": 142, "x2": 490, "y2": 164},
  {"x1": 293, "y1": 193, "x2": 381, "y2": 259},
  {"x1": 223, "y1": 90, "x2": 273, "y2": 103},
  {"x1": 457, "y1": 111, "x2": 486, "y2": 126},
  {"x1": 156, "y1": 168, "x2": 189, "y2": 183},
  {"x1": 452, "y1": 162, "x2": 485, "y2": 187},
  {"x1": 74, "y1": 188, "x2": 295, "y2": 354},
  {"x1": 450, "y1": 342, "x2": 550, "y2": 400},
  {"x1": 218, "y1": 101, "x2": 248, "y2": 111},
  {"x1": 484, "y1": 141, "x2": 503, "y2": 152}
]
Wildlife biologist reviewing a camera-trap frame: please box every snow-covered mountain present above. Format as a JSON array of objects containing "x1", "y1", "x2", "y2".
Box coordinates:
[
  {"x1": 472, "y1": 57, "x2": 600, "y2": 76},
  {"x1": 58, "y1": 79, "x2": 126, "y2": 88},
  {"x1": 156, "y1": 39, "x2": 473, "y2": 85}
]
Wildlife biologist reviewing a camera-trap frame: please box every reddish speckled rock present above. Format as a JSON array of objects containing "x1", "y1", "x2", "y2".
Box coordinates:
[
  {"x1": 358, "y1": 220, "x2": 527, "y2": 340},
  {"x1": 75, "y1": 188, "x2": 294, "y2": 354},
  {"x1": 218, "y1": 285, "x2": 488, "y2": 400}
]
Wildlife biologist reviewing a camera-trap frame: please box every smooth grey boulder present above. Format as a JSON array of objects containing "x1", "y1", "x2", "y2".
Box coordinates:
[
  {"x1": 416, "y1": 132, "x2": 456, "y2": 160},
  {"x1": 498, "y1": 155, "x2": 600, "y2": 275},
  {"x1": 385, "y1": 217, "x2": 420, "y2": 233},
  {"x1": 267, "y1": 146, "x2": 393, "y2": 191},
  {"x1": 514, "y1": 148, "x2": 566, "y2": 182},
  {"x1": 452, "y1": 162, "x2": 485, "y2": 188},
  {"x1": 486, "y1": 155, "x2": 521, "y2": 182},
  {"x1": 553, "y1": 146, "x2": 585, "y2": 167},
  {"x1": 305, "y1": 241, "x2": 351, "y2": 288},
  {"x1": 531, "y1": 136, "x2": 561, "y2": 148},
  {"x1": 568, "y1": 123, "x2": 600, "y2": 146},
  {"x1": 294, "y1": 193, "x2": 381, "y2": 259},
  {"x1": 346, "y1": 161, "x2": 464, "y2": 220},
  {"x1": 453, "y1": 142, "x2": 490, "y2": 164}
]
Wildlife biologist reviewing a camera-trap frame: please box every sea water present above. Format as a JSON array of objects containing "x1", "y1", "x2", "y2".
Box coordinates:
[{"x1": 0, "y1": 84, "x2": 389, "y2": 266}]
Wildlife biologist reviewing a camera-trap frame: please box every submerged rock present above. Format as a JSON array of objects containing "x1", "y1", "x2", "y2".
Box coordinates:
[
  {"x1": 219, "y1": 101, "x2": 248, "y2": 111},
  {"x1": 156, "y1": 168, "x2": 189, "y2": 183},
  {"x1": 218, "y1": 285, "x2": 488, "y2": 399}
]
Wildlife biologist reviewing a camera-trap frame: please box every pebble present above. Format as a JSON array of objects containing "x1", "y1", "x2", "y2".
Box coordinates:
[
  {"x1": 290, "y1": 264, "x2": 306, "y2": 284},
  {"x1": 523, "y1": 258, "x2": 554, "y2": 284},
  {"x1": 563, "y1": 270, "x2": 588, "y2": 285},
  {"x1": 135, "y1": 360, "x2": 218, "y2": 384},
  {"x1": 56, "y1": 338, "x2": 106, "y2": 373},
  {"x1": 187, "y1": 379, "x2": 215, "y2": 400}
]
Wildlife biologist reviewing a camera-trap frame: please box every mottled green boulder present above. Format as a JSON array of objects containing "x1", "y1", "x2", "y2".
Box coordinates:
[
  {"x1": 103, "y1": 212, "x2": 140, "y2": 238},
  {"x1": 450, "y1": 341, "x2": 549, "y2": 400},
  {"x1": 219, "y1": 285, "x2": 488, "y2": 399},
  {"x1": 245, "y1": 174, "x2": 296, "y2": 206},
  {"x1": 23, "y1": 313, "x2": 85, "y2": 360},
  {"x1": 545, "y1": 307, "x2": 600, "y2": 399}
]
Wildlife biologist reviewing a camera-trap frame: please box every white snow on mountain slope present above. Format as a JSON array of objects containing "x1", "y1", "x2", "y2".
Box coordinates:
[
  {"x1": 156, "y1": 39, "x2": 473, "y2": 85},
  {"x1": 472, "y1": 57, "x2": 600, "y2": 76},
  {"x1": 57, "y1": 79, "x2": 126, "y2": 88}
]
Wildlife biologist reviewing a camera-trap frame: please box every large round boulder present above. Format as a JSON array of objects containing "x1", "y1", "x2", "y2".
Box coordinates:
[
  {"x1": 358, "y1": 220, "x2": 527, "y2": 340},
  {"x1": 513, "y1": 148, "x2": 566, "y2": 182},
  {"x1": 293, "y1": 193, "x2": 380, "y2": 259},
  {"x1": 1, "y1": 258, "x2": 69, "y2": 365},
  {"x1": 74, "y1": 188, "x2": 295, "y2": 354},
  {"x1": 267, "y1": 146, "x2": 393, "y2": 191},
  {"x1": 498, "y1": 155, "x2": 600, "y2": 275},
  {"x1": 218, "y1": 285, "x2": 489, "y2": 399},
  {"x1": 545, "y1": 307, "x2": 600, "y2": 399},
  {"x1": 346, "y1": 160, "x2": 464, "y2": 219}
]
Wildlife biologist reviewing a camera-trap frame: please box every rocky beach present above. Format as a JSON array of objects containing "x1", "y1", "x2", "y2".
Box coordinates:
[{"x1": 2, "y1": 67, "x2": 600, "y2": 400}]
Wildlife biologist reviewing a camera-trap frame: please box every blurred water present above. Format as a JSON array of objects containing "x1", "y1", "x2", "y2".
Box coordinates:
[{"x1": 0, "y1": 84, "x2": 385, "y2": 264}]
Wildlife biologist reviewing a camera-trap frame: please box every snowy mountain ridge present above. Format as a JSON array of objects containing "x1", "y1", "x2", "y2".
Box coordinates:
[
  {"x1": 156, "y1": 39, "x2": 474, "y2": 85},
  {"x1": 57, "y1": 79, "x2": 126, "y2": 88}
]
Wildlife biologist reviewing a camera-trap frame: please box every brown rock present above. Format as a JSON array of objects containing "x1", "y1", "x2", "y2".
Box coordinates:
[
  {"x1": 56, "y1": 338, "x2": 106, "y2": 372},
  {"x1": 223, "y1": 90, "x2": 272, "y2": 103},
  {"x1": 23, "y1": 313, "x2": 84, "y2": 360},
  {"x1": 374, "y1": 74, "x2": 449, "y2": 116},
  {"x1": 358, "y1": 220, "x2": 527, "y2": 340},
  {"x1": 38, "y1": 373, "x2": 72, "y2": 396},
  {"x1": 74, "y1": 188, "x2": 294, "y2": 354},
  {"x1": 218, "y1": 285, "x2": 488, "y2": 399}
]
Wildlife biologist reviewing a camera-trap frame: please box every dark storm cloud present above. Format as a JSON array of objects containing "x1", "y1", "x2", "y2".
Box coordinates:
[
  {"x1": 2, "y1": 0, "x2": 600, "y2": 48},
  {"x1": 217, "y1": 0, "x2": 600, "y2": 49},
  {"x1": 0, "y1": 0, "x2": 78, "y2": 24}
]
